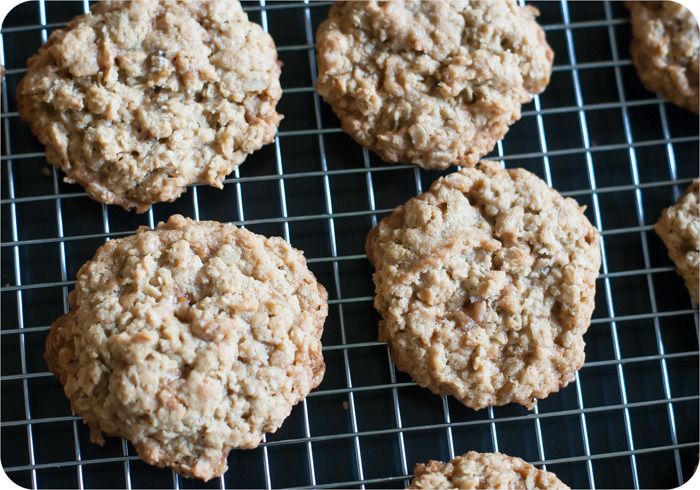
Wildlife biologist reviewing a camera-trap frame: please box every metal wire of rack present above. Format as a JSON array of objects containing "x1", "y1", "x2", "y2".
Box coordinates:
[{"x1": 0, "y1": 1, "x2": 698, "y2": 489}]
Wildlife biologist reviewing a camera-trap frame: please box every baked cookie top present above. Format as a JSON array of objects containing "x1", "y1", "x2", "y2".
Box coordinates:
[
  {"x1": 18, "y1": 0, "x2": 282, "y2": 212},
  {"x1": 410, "y1": 451, "x2": 569, "y2": 489},
  {"x1": 655, "y1": 179, "x2": 700, "y2": 304},
  {"x1": 45, "y1": 215, "x2": 327, "y2": 481},
  {"x1": 626, "y1": 1, "x2": 699, "y2": 113},
  {"x1": 366, "y1": 162, "x2": 600, "y2": 409},
  {"x1": 315, "y1": 0, "x2": 553, "y2": 170}
]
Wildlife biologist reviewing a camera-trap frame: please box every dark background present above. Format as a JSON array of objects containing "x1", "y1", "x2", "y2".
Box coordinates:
[{"x1": 1, "y1": 1, "x2": 698, "y2": 489}]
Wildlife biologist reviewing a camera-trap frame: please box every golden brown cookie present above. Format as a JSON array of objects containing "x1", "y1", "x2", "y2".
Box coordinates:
[
  {"x1": 45, "y1": 215, "x2": 327, "y2": 480},
  {"x1": 655, "y1": 179, "x2": 700, "y2": 304},
  {"x1": 18, "y1": 0, "x2": 282, "y2": 212},
  {"x1": 315, "y1": 0, "x2": 553, "y2": 170},
  {"x1": 409, "y1": 451, "x2": 569, "y2": 489},
  {"x1": 366, "y1": 162, "x2": 600, "y2": 409},
  {"x1": 626, "y1": 1, "x2": 699, "y2": 113}
]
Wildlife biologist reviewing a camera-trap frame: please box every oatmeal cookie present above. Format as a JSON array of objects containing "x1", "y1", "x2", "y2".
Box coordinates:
[
  {"x1": 366, "y1": 162, "x2": 600, "y2": 409},
  {"x1": 410, "y1": 451, "x2": 569, "y2": 489},
  {"x1": 315, "y1": 0, "x2": 553, "y2": 170},
  {"x1": 45, "y1": 215, "x2": 327, "y2": 480},
  {"x1": 655, "y1": 179, "x2": 700, "y2": 304},
  {"x1": 17, "y1": 0, "x2": 282, "y2": 212},
  {"x1": 626, "y1": 1, "x2": 699, "y2": 113}
]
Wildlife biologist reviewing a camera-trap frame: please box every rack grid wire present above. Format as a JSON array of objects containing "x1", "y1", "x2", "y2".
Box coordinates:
[{"x1": 1, "y1": 1, "x2": 698, "y2": 489}]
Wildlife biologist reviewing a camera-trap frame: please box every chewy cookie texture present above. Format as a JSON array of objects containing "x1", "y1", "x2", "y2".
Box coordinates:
[
  {"x1": 409, "y1": 451, "x2": 569, "y2": 489},
  {"x1": 45, "y1": 215, "x2": 327, "y2": 480},
  {"x1": 626, "y1": 1, "x2": 699, "y2": 113},
  {"x1": 315, "y1": 0, "x2": 553, "y2": 169},
  {"x1": 18, "y1": 0, "x2": 282, "y2": 212},
  {"x1": 366, "y1": 162, "x2": 601, "y2": 410},
  {"x1": 655, "y1": 179, "x2": 700, "y2": 305}
]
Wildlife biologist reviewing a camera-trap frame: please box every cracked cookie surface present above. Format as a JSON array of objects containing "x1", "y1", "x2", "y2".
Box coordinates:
[
  {"x1": 410, "y1": 451, "x2": 569, "y2": 489},
  {"x1": 45, "y1": 215, "x2": 327, "y2": 480},
  {"x1": 366, "y1": 162, "x2": 600, "y2": 409},
  {"x1": 315, "y1": 0, "x2": 553, "y2": 169},
  {"x1": 655, "y1": 179, "x2": 700, "y2": 304},
  {"x1": 626, "y1": 1, "x2": 699, "y2": 113},
  {"x1": 18, "y1": 0, "x2": 282, "y2": 212}
]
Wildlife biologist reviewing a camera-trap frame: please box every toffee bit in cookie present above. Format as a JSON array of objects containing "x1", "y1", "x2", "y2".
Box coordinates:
[
  {"x1": 17, "y1": 0, "x2": 283, "y2": 212},
  {"x1": 315, "y1": 0, "x2": 553, "y2": 170},
  {"x1": 45, "y1": 215, "x2": 327, "y2": 481},
  {"x1": 366, "y1": 161, "x2": 601, "y2": 410},
  {"x1": 409, "y1": 451, "x2": 569, "y2": 489}
]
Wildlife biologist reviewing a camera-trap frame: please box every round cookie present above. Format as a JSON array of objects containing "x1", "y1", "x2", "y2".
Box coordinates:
[
  {"x1": 626, "y1": 1, "x2": 699, "y2": 113},
  {"x1": 45, "y1": 215, "x2": 327, "y2": 480},
  {"x1": 409, "y1": 451, "x2": 569, "y2": 489},
  {"x1": 17, "y1": 0, "x2": 282, "y2": 212},
  {"x1": 366, "y1": 162, "x2": 600, "y2": 409},
  {"x1": 655, "y1": 179, "x2": 700, "y2": 304},
  {"x1": 315, "y1": 0, "x2": 553, "y2": 170}
]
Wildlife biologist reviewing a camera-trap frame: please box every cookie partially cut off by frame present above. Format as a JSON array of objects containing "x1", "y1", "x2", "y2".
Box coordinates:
[
  {"x1": 655, "y1": 179, "x2": 700, "y2": 304},
  {"x1": 366, "y1": 161, "x2": 601, "y2": 410},
  {"x1": 409, "y1": 451, "x2": 570, "y2": 489},
  {"x1": 626, "y1": 1, "x2": 699, "y2": 113},
  {"x1": 45, "y1": 215, "x2": 327, "y2": 480},
  {"x1": 315, "y1": 0, "x2": 553, "y2": 170},
  {"x1": 18, "y1": 0, "x2": 282, "y2": 212}
]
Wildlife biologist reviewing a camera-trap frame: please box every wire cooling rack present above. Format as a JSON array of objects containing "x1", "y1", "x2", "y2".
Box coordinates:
[{"x1": 1, "y1": 1, "x2": 699, "y2": 489}]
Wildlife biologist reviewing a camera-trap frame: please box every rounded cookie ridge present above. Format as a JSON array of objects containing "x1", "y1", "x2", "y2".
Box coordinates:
[
  {"x1": 655, "y1": 179, "x2": 700, "y2": 304},
  {"x1": 45, "y1": 215, "x2": 327, "y2": 480},
  {"x1": 366, "y1": 161, "x2": 601, "y2": 409},
  {"x1": 409, "y1": 451, "x2": 569, "y2": 489},
  {"x1": 626, "y1": 1, "x2": 699, "y2": 113},
  {"x1": 18, "y1": 0, "x2": 283, "y2": 212},
  {"x1": 315, "y1": 0, "x2": 553, "y2": 169}
]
